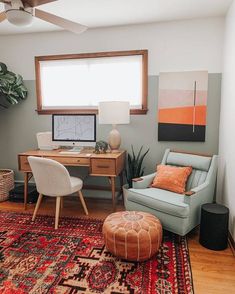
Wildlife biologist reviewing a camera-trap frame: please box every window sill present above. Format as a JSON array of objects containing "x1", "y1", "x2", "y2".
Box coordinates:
[{"x1": 36, "y1": 108, "x2": 148, "y2": 115}]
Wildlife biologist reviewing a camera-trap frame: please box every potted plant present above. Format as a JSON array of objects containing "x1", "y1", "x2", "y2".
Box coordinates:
[
  {"x1": 123, "y1": 145, "x2": 149, "y2": 204},
  {"x1": 0, "y1": 62, "x2": 27, "y2": 202},
  {"x1": 0, "y1": 62, "x2": 28, "y2": 109}
]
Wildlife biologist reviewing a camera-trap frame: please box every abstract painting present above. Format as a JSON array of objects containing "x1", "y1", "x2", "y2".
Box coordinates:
[{"x1": 158, "y1": 71, "x2": 208, "y2": 141}]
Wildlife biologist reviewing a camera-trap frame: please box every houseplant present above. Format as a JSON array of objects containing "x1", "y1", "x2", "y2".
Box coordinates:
[
  {"x1": 125, "y1": 145, "x2": 150, "y2": 188},
  {"x1": 0, "y1": 62, "x2": 27, "y2": 201},
  {"x1": 0, "y1": 62, "x2": 28, "y2": 109}
]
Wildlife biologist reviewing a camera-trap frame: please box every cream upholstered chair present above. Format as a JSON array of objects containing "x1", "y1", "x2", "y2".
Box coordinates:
[{"x1": 28, "y1": 156, "x2": 88, "y2": 229}]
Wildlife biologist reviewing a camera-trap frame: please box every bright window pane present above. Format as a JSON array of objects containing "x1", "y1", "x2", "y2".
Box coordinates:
[{"x1": 39, "y1": 55, "x2": 143, "y2": 109}]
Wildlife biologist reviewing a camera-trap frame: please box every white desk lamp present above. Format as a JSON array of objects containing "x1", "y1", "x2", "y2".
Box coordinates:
[{"x1": 99, "y1": 101, "x2": 130, "y2": 152}]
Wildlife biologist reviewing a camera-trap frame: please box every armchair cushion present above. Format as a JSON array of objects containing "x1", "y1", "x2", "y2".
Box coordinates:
[
  {"x1": 128, "y1": 188, "x2": 190, "y2": 218},
  {"x1": 152, "y1": 164, "x2": 192, "y2": 194},
  {"x1": 166, "y1": 152, "x2": 211, "y2": 171}
]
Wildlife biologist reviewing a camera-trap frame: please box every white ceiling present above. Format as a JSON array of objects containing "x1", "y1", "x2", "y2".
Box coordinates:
[{"x1": 0, "y1": 0, "x2": 232, "y2": 35}]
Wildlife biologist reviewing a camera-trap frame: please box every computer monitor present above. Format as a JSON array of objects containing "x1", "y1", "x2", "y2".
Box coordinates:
[{"x1": 52, "y1": 114, "x2": 96, "y2": 147}]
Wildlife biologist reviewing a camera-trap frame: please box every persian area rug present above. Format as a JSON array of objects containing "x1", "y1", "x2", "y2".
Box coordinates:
[{"x1": 0, "y1": 211, "x2": 194, "y2": 294}]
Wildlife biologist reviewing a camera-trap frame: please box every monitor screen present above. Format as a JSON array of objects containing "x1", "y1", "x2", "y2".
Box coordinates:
[{"x1": 52, "y1": 114, "x2": 96, "y2": 142}]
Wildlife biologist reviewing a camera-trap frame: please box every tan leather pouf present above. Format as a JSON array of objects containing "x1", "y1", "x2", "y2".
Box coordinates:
[{"x1": 102, "y1": 211, "x2": 162, "y2": 261}]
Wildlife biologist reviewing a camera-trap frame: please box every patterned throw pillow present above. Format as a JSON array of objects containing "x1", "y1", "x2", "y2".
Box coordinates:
[{"x1": 152, "y1": 164, "x2": 192, "y2": 194}]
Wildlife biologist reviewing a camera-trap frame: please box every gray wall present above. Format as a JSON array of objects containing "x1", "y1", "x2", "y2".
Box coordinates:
[{"x1": 0, "y1": 74, "x2": 221, "y2": 190}]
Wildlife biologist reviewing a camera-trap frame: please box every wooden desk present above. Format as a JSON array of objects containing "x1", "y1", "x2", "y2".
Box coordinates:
[{"x1": 18, "y1": 149, "x2": 126, "y2": 211}]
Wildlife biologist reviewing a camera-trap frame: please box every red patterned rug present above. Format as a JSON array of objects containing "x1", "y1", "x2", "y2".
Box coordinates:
[{"x1": 0, "y1": 211, "x2": 194, "y2": 294}]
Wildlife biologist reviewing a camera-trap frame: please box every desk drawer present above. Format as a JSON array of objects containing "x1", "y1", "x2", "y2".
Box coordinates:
[
  {"x1": 91, "y1": 159, "x2": 116, "y2": 175},
  {"x1": 19, "y1": 156, "x2": 31, "y2": 171},
  {"x1": 48, "y1": 157, "x2": 90, "y2": 166},
  {"x1": 19, "y1": 155, "x2": 89, "y2": 171}
]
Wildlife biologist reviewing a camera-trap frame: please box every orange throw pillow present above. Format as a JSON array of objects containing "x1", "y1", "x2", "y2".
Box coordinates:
[{"x1": 152, "y1": 165, "x2": 192, "y2": 194}]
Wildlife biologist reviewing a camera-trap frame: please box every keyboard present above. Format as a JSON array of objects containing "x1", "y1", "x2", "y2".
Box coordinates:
[
  {"x1": 68, "y1": 147, "x2": 83, "y2": 152},
  {"x1": 59, "y1": 151, "x2": 81, "y2": 155}
]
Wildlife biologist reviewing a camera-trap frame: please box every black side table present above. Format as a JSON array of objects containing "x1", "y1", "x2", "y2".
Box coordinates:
[{"x1": 199, "y1": 203, "x2": 229, "y2": 250}]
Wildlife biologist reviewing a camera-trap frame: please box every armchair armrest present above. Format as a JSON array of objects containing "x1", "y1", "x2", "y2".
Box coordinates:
[
  {"x1": 132, "y1": 177, "x2": 144, "y2": 182},
  {"x1": 185, "y1": 191, "x2": 195, "y2": 196},
  {"x1": 184, "y1": 181, "x2": 213, "y2": 205},
  {"x1": 191, "y1": 181, "x2": 210, "y2": 193},
  {"x1": 185, "y1": 181, "x2": 210, "y2": 196},
  {"x1": 132, "y1": 172, "x2": 156, "y2": 189}
]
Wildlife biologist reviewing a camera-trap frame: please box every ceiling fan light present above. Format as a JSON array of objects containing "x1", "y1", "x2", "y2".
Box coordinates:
[{"x1": 6, "y1": 9, "x2": 33, "y2": 27}]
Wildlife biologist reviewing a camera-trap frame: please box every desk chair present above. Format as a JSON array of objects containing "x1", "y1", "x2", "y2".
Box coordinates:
[{"x1": 28, "y1": 156, "x2": 88, "y2": 229}]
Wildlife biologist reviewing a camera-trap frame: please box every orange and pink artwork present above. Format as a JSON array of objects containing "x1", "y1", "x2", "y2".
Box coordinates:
[{"x1": 158, "y1": 71, "x2": 208, "y2": 141}]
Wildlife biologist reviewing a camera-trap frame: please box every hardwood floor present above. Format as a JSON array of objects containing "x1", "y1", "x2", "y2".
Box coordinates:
[
  {"x1": 0, "y1": 197, "x2": 235, "y2": 294},
  {"x1": 187, "y1": 229, "x2": 235, "y2": 293}
]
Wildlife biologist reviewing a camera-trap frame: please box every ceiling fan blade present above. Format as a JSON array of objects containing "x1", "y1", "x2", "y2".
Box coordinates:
[
  {"x1": 0, "y1": 11, "x2": 6, "y2": 22},
  {"x1": 22, "y1": 0, "x2": 57, "y2": 8},
  {"x1": 35, "y1": 9, "x2": 87, "y2": 34},
  {"x1": 0, "y1": 0, "x2": 10, "y2": 4}
]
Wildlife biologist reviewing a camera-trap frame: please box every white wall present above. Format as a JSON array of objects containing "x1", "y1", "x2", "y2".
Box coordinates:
[
  {"x1": 0, "y1": 17, "x2": 224, "y2": 79},
  {"x1": 218, "y1": 0, "x2": 235, "y2": 240}
]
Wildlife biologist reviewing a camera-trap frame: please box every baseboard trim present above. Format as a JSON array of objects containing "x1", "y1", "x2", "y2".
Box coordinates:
[{"x1": 228, "y1": 232, "x2": 235, "y2": 256}]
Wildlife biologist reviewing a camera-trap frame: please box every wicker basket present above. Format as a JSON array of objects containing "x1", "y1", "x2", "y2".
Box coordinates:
[{"x1": 0, "y1": 169, "x2": 14, "y2": 202}]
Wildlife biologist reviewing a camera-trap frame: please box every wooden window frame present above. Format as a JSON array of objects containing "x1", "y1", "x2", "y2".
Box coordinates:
[{"x1": 35, "y1": 49, "x2": 148, "y2": 115}]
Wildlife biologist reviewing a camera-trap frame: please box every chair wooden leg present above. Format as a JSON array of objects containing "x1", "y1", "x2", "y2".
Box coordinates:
[
  {"x1": 32, "y1": 193, "x2": 43, "y2": 221},
  {"x1": 55, "y1": 196, "x2": 61, "y2": 229},
  {"x1": 78, "y1": 190, "x2": 88, "y2": 215},
  {"x1": 60, "y1": 197, "x2": 64, "y2": 209}
]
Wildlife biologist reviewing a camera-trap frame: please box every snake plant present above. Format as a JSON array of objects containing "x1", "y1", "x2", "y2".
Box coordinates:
[
  {"x1": 126, "y1": 145, "x2": 150, "y2": 188},
  {"x1": 0, "y1": 62, "x2": 28, "y2": 109}
]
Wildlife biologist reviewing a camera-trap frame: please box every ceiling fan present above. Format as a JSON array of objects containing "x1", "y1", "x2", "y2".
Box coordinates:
[{"x1": 0, "y1": 0, "x2": 87, "y2": 34}]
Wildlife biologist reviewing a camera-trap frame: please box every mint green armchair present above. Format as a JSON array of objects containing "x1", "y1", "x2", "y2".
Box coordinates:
[{"x1": 124, "y1": 149, "x2": 218, "y2": 236}]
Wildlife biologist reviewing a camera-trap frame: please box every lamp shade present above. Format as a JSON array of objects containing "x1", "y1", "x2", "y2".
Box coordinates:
[{"x1": 99, "y1": 101, "x2": 130, "y2": 125}]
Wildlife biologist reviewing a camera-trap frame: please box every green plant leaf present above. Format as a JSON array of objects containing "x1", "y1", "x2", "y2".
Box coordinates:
[
  {"x1": 136, "y1": 148, "x2": 150, "y2": 176},
  {"x1": 0, "y1": 63, "x2": 7, "y2": 75},
  {"x1": 15, "y1": 74, "x2": 23, "y2": 86},
  {"x1": 0, "y1": 62, "x2": 28, "y2": 108},
  {"x1": 1, "y1": 73, "x2": 15, "y2": 84},
  {"x1": 136, "y1": 145, "x2": 143, "y2": 163},
  {"x1": 5, "y1": 95, "x2": 17, "y2": 104},
  {"x1": 131, "y1": 145, "x2": 136, "y2": 163},
  {"x1": 125, "y1": 145, "x2": 150, "y2": 188}
]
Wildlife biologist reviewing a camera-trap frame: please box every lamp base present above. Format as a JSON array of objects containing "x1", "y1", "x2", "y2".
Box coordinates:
[
  {"x1": 108, "y1": 127, "x2": 121, "y2": 152},
  {"x1": 110, "y1": 149, "x2": 121, "y2": 153}
]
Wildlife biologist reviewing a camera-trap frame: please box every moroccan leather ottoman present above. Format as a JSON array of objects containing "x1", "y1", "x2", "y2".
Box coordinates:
[{"x1": 102, "y1": 211, "x2": 162, "y2": 261}]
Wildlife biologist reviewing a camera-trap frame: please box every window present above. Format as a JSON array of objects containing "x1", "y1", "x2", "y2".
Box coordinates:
[{"x1": 35, "y1": 50, "x2": 148, "y2": 114}]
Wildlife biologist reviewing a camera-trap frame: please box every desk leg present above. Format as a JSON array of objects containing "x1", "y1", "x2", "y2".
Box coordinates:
[
  {"x1": 24, "y1": 172, "x2": 32, "y2": 210},
  {"x1": 24, "y1": 172, "x2": 29, "y2": 210},
  {"x1": 109, "y1": 177, "x2": 116, "y2": 211}
]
